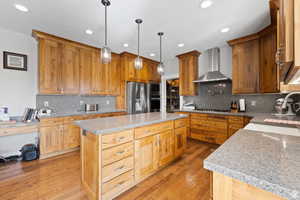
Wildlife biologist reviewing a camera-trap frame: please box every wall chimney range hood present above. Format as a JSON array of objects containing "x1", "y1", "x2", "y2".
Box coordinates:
[{"x1": 193, "y1": 47, "x2": 231, "y2": 83}]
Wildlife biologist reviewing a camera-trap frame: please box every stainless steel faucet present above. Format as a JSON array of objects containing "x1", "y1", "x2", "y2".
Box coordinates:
[{"x1": 282, "y1": 92, "x2": 300, "y2": 109}]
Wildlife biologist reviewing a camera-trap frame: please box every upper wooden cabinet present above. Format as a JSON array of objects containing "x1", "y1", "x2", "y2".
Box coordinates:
[
  {"x1": 120, "y1": 52, "x2": 160, "y2": 83},
  {"x1": 228, "y1": 26, "x2": 279, "y2": 94},
  {"x1": 177, "y1": 50, "x2": 201, "y2": 96},
  {"x1": 61, "y1": 44, "x2": 80, "y2": 94},
  {"x1": 38, "y1": 39, "x2": 62, "y2": 94},
  {"x1": 296, "y1": 0, "x2": 300, "y2": 68},
  {"x1": 33, "y1": 30, "x2": 121, "y2": 96}
]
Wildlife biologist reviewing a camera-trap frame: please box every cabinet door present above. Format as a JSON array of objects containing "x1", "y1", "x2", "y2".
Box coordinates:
[
  {"x1": 107, "y1": 54, "x2": 121, "y2": 96},
  {"x1": 232, "y1": 39, "x2": 260, "y2": 94},
  {"x1": 135, "y1": 135, "x2": 159, "y2": 182},
  {"x1": 38, "y1": 39, "x2": 62, "y2": 94},
  {"x1": 92, "y1": 50, "x2": 107, "y2": 95},
  {"x1": 63, "y1": 122, "x2": 80, "y2": 149},
  {"x1": 296, "y1": 0, "x2": 300, "y2": 68},
  {"x1": 174, "y1": 127, "x2": 187, "y2": 158},
  {"x1": 260, "y1": 30, "x2": 279, "y2": 93},
  {"x1": 148, "y1": 62, "x2": 161, "y2": 82},
  {"x1": 40, "y1": 125, "x2": 63, "y2": 155},
  {"x1": 158, "y1": 130, "x2": 174, "y2": 167},
  {"x1": 61, "y1": 44, "x2": 80, "y2": 94},
  {"x1": 179, "y1": 55, "x2": 198, "y2": 96},
  {"x1": 80, "y1": 48, "x2": 93, "y2": 94}
]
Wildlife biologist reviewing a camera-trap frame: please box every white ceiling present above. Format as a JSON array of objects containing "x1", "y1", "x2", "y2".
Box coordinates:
[{"x1": 0, "y1": 0, "x2": 270, "y2": 61}]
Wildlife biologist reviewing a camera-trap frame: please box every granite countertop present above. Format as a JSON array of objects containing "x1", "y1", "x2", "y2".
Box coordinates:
[
  {"x1": 75, "y1": 112, "x2": 188, "y2": 135},
  {"x1": 176, "y1": 109, "x2": 300, "y2": 128},
  {"x1": 204, "y1": 129, "x2": 300, "y2": 200},
  {"x1": 38, "y1": 109, "x2": 126, "y2": 119}
]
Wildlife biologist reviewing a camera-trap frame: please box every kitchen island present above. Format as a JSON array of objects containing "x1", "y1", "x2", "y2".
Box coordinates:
[
  {"x1": 75, "y1": 112, "x2": 188, "y2": 200},
  {"x1": 204, "y1": 129, "x2": 300, "y2": 200}
]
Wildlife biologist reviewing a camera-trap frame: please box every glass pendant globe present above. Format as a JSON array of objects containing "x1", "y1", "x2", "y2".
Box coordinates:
[
  {"x1": 157, "y1": 62, "x2": 165, "y2": 75},
  {"x1": 101, "y1": 46, "x2": 112, "y2": 64},
  {"x1": 134, "y1": 56, "x2": 143, "y2": 70}
]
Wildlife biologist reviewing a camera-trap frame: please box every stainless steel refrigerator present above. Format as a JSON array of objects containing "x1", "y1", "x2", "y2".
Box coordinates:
[{"x1": 126, "y1": 82, "x2": 149, "y2": 114}]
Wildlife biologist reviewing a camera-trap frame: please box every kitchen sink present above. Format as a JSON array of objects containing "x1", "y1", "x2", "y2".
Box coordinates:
[{"x1": 244, "y1": 123, "x2": 300, "y2": 137}]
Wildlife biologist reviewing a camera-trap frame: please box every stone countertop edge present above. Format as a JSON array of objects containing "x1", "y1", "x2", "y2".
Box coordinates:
[
  {"x1": 0, "y1": 120, "x2": 39, "y2": 129},
  {"x1": 204, "y1": 161, "x2": 298, "y2": 200},
  {"x1": 75, "y1": 114, "x2": 188, "y2": 135},
  {"x1": 38, "y1": 109, "x2": 127, "y2": 119}
]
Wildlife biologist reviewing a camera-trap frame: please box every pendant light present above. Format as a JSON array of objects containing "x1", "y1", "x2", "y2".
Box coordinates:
[
  {"x1": 157, "y1": 32, "x2": 165, "y2": 75},
  {"x1": 134, "y1": 19, "x2": 143, "y2": 70},
  {"x1": 101, "y1": 0, "x2": 112, "y2": 64}
]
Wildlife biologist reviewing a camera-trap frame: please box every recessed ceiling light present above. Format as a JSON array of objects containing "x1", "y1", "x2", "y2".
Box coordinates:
[
  {"x1": 123, "y1": 43, "x2": 129, "y2": 47},
  {"x1": 178, "y1": 43, "x2": 185, "y2": 47},
  {"x1": 200, "y1": 0, "x2": 213, "y2": 9},
  {"x1": 15, "y1": 4, "x2": 29, "y2": 12},
  {"x1": 85, "y1": 29, "x2": 93, "y2": 35},
  {"x1": 150, "y1": 53, "x2": 156, "y2": 57},
  {"x1": 221, "y1": 27, "x2": 230, "y2": 33}
]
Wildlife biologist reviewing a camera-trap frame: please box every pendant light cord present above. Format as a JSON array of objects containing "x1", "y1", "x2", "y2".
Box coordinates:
[
  {"x1": 105, "y1": 5, "x2": 108, "y2": 46},
  {"x1": 138, "y1": 23, "x2": 140, "y2": 57},
  {"x1": 160, "y1": 35, "x2": 162, "y2": 63}
]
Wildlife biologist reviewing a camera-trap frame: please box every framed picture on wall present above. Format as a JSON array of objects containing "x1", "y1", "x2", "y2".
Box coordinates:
[{"x1": 3, "y1": 51, "x2": 27, "y2": 71}]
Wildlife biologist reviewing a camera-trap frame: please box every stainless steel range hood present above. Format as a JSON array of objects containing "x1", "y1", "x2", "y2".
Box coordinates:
[{"x1": 193, "y1": 47, "x2": 231, "y2": 83}]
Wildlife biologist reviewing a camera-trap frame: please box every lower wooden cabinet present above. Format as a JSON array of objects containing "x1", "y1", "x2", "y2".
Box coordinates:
[
  {"x1": 39, "y1": 125, "x2": 64, "y2": 155},
  {"x1": 158, "y1": 130, "x2": 175, "y2": 167},
  {"x1": 174, "y1": 127, "x2": 187, "y2": 158},
  {"x1": 39, "y1": 112, "x2": 127, "y2": 159},
  {"x1": 135, "y1": 135, "x2": 159, "y2": 182},
  {"x1": 177, "y1": 112, "x2": 252, "y2": 145}
]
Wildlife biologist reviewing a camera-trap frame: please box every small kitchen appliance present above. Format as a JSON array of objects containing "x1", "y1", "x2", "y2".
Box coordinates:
[{"x1": 85, "y1": 104, "x2": 99, "y2": 112}]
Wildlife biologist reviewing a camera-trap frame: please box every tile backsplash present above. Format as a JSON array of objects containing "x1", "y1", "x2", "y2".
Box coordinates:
[
  {"x1": 183, "y1": 82, "x2": 285, "y2": 113},
  {"x1": 36, "y1": 95, "x2": 116, "y2": 114}
]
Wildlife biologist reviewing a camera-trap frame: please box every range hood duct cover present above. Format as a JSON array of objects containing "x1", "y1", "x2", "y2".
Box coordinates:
[{"x1": 193, "y1": 47, "x2": 231, "y2": 83}]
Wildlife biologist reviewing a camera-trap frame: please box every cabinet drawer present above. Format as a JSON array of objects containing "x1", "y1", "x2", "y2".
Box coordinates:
[
  {"x1": 102, "y1": 157, "x2": 134, "y2": 183},
  {"x1": 40, "y1": 117, "x2": 65, "y2": 127},
  {"x1": 102, "y1": 170, "x2": 134, "y2": 200},
  {"x1": 191, "y1": 122, "x2": 227, "y2": 134},
  {"x1": 102, "y1": 129, "x2": 134, "y2": 149},
  {"x1": 191, "y1": 130, "x2": 227, "y2": 145},
  {"x1": 191, "y1": 113, "x2": 207, "y2": 120},
  {"x1": 135, "y1": 121, "x2": 173, "y2": 139},
  {"x1": 0, "y1": 125, "x2": 38, "y2": 137},
  {"x1": 228, "y1": 116, "x2": 244, "y2": 125},
  {"x1": 175, "y1": 118, "x2": 188, "y2": 128},
  {"x1": 102, "y1": 142, "x2": 133, "y2": 166}
]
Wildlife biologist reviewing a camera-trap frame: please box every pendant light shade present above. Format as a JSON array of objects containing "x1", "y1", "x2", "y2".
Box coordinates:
[
  {"x1": 157, "y1": 32, "x2": 165, "y2": 75},
  {"x1": 101, "y1": 0, "x2": 112, "y2": 64},
  {"x1": 134, "y1": 19, "x2": 143, "y2": 70}
]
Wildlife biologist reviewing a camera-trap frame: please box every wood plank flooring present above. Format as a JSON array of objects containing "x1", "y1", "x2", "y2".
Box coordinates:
[{"x1": 0, "y1": 139, "x2": 217, "y2": 200}]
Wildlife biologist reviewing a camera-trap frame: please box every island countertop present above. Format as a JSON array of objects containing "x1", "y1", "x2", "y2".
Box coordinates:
[
  {"x1": 204, "y1": 129, "x2": 300, "y2": 200},
  {"x1": 75, "y1": 112, "x2": 188, "y2": 135}
]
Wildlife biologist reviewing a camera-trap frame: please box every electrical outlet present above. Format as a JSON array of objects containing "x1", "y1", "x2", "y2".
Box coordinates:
[
  {"x1": 80, "y1": 101, "x2": 84, "y2": 105},
  {"x1": 44, "y1": 101, "x2": 49, "y2": 107},
  {"x1": 251, "y1": 100, "x2": 256, "y2": 106},
  {"x1": 106, "y1": 100, "x2": 110, "y2": 105}
]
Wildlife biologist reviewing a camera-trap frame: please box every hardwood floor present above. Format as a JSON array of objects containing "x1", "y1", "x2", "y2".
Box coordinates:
[{"x1": 0, "y1": 139, "x2": 217, "y2": 200}]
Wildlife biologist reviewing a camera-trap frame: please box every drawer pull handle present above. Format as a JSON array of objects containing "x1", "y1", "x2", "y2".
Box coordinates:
[
  {"x1": 117, "y1": 181, "x2": 126, "y2": 186},
  {"x1": 115, "y1": 165, "x2": 125, "y2": 171},
  {"x1": 117, "y1": 136, "x2": 126, "y2": 141},
  {"x1": 116, "y1": 150, "x2": 125, "y2": 155}
]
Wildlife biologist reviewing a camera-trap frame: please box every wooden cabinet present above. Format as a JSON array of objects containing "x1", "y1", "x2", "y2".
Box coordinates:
[
  {"x1": 260, "y1": 29, "x2": 279, "y2": 93},
  {"x1": 177, "y1": 51, "x2": 201, "y2": 96},
  {"x1": 61, "y1": 44, "x2": 80, "y2": 94},
  {"x1": 120, "y1": 52, "x2": 160, "y2": 83},
  {"x1": 228, "y1": 25, "x2": 279, "y2": 94},
  {"x1": 295, "y1": 0, "x2": 300, "y2": 69},
  {"x1": 39, "y1": 120, "x2": 64, "y2": 155},
  {"x1": 80, "y1": 48, "x2": 94, "y2": 94},
  {"x1": 38, "y1": 39, "x2": 62, "y2": 94},
  {"x1": 229, "y1": 37, "x2": 260, "y2": 94},
  {"x1": 106, "y1": 54, "x2": 121, "y2": 96},
  {"x1": 158, "y1": 130, "x2": 175, "y2": 167},
  {"x1": 39, "y1": 112, "x2": 127, "y2": 159},
  {"x1": 134, "y1": 135, "x2": 159, "y2": 182},
  {"x1": 174, "y1": 127, "x2": 187, "y2": 158}
]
